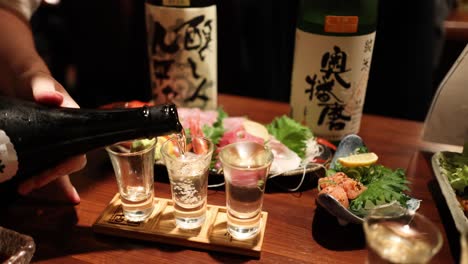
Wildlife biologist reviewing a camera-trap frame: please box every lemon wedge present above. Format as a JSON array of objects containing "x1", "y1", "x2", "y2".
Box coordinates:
[
  {"x1": 243, "y1": 119, "x2": 270, "y2": 141},
  {"x1": 338, "y1": 152, "x2": 378, "y2": 167}
]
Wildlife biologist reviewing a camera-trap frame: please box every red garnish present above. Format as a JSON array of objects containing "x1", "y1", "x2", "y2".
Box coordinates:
[{"x1": 316, "y1": 137, "x2": 337, "y2": 151}]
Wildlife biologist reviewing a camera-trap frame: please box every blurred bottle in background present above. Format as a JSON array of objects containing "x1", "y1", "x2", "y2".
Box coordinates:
[
  {"x1": 145, "y1": 0, "x2": 217, "y2": 110},
  {"x1": 289, "y1": 0, "x2": 378, "y2": 142}
]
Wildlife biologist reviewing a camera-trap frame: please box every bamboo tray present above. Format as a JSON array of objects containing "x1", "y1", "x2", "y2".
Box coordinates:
[{"x1": 92, "y1": 194, "x2": 268, "y2": 258}]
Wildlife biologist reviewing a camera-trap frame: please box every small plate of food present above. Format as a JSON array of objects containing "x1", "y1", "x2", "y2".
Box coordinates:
[
  {"x1": 316, "y1": 134, "x2": 420, "y2": 225},
  {"x1": 432, "y1": 150, "x2": 468, "y2": 233}
]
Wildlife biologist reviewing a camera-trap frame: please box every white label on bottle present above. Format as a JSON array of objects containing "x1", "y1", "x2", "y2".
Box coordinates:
[
  {"x1": 0, "y1": 130, "x2": 18, "y2": 183},
  {"x1": 290, "y1": 29, "x2": 376, "y2": 141},
  {"x1": 145, "y1": 4, "x2": 217, "y2": 110}
]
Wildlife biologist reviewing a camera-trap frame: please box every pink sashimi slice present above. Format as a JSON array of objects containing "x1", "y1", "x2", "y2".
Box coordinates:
[
  {"x1": 222, "y1": 117, "x2": 246, "y2": 132},
  {"x1": 218, "y1": 127, "x2": 264, "y2": 148},
  {"x1": 228, "y1": 169, "x2": 262, "y2": 187},
  {"x1": 267, "y1": 138, "x2": 301, "y2": 174},
  {"x1": 177, "y1": 108, "x2": 218, "y2": 129}
]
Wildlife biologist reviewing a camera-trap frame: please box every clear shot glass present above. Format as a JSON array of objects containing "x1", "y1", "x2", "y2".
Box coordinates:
[
  {"x1": 219, "y1": 141, "x2": 273, "y2": 240},
  {"x1": 106, "y1": 139, "x2": 156, "y2": 222},
  {"x1": 161, "y1": 136, "x2": 214, "y2": 230}
]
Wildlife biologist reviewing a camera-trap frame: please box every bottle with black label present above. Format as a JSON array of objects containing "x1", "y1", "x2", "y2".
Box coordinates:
[
  {"x1": 290, "y1": 0, "x2": 378, "y2": 142},
  {"x1": 0, "y1": 96, "x2": 182, "y2": 196},
  {"x1": 145, "y1": 0, "x2": 217, "y2": 110}
]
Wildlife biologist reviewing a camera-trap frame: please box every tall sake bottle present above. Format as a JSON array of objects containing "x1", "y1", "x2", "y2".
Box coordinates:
[
  {"x1": 145, "y1": 0, "x2": 217, "y2": 110},
  {"x1": 290, "y1": 0, "x2": 378, "y2": 142}
]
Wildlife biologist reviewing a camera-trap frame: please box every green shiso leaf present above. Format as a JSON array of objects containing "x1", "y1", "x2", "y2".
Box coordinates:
[{"x1": 266, "y1": 115, "x2": 313, "y2": 158}]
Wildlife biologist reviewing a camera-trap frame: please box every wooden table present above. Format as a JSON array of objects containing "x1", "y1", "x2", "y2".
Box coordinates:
[{"x1": 0, "y1": 94, "x2": 464, "y2": 263}]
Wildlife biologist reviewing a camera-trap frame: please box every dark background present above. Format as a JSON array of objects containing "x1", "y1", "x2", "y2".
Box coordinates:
[{"x1": 31, "y1": 0, "x2": 465, "y2": 121}]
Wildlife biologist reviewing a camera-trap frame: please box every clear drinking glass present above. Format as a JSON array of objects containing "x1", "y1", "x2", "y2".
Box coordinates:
[
  {"x1": 105, "y1": 139, "x2": 156, "y2": 222},
  {"x1": 219, "y1": 141, "x2": 273, "y2": 240},
  {"x1": 363, "y1": 204, "x2": 443, "y2": 264},
  {"x1": 0, "y1": 226, "x2": 35, "y2": 264},
  {"x1": 161, "y1": 136, "x2": 214, "y2": 230}
]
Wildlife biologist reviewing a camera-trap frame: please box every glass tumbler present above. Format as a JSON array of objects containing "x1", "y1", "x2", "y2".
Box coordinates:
[
  {"x1": 363, "y1": 204, "x2": 443, "y2": 264},
  {"x1": 219, "y1": 141, "x2": 273, "y2": 240},
  {"x1": 161, "y1": 136, "x2": 214, "y2": 230},
  {"x1": 106, "y1": 138, "x2": 156, "y2": 222}
]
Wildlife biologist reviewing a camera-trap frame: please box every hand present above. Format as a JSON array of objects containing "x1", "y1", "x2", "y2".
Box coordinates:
[
  {"x1": 15, "y1": 72, "x2": 87, "y2": 204},
  {"x1": 0, "y1": 6, "x2": 85, "y2": 204}
]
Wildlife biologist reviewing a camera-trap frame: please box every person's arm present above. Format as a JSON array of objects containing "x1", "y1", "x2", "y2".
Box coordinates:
[
  {"x1": 0, "y1": 1, "x2": 45, "y2": 96},
  {"x1": 0, "y1": 3, "x2": 86, "y2": 204}
]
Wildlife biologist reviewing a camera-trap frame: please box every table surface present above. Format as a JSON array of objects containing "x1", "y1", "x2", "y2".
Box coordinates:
[{"x1": 0, "y1": 94, "x2": 464, "y2": 264}]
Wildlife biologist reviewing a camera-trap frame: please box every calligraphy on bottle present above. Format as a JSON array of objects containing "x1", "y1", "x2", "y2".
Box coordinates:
[
  {"x1": 145, "y1": 3, "x2": 217, "y2": 110},
  {"x1": 290, "y1": 27, "x2": 375, "y2": 141}
]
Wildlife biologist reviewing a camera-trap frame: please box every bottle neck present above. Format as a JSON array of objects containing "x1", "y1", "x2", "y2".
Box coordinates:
[
  {"x1": 0, "y1": 97, "x2": 182, "y2": 155},
  {"x1": 55, "y1": 104, "x2": 183, "y2": 142},
  {"x1": 296, "y1": 0, "x2": 378, "y2": 36},
  {"x1": 147, "y1": 104, "x2": 183, "y2": 137}
]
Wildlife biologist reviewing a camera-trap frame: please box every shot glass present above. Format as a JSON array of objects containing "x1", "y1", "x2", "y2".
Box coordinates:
[
  {"x1": 161, "y1": 136, "x2": 214, "y2": 230},
  {"x1": 219, "y1": 141, "x2": 273, "y2": 240},
  {"x1": 363, "y1": 204, "x2": 443, "y2": 264},
  {"x1": 105, "y1": 138, "x2": 156, "y2": 222}
]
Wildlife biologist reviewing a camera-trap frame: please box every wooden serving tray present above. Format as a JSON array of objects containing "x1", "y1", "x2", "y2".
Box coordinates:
[{"x1": 92, "y1": 193, "x2": 268, "y2": 258}]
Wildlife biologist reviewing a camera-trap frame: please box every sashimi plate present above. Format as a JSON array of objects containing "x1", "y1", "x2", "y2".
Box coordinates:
[
  {"x1": 212, "y1": 142, "x2": 332, "y2": 190},
  {"x1": 154, "y1": 140, "x2": 333, "y2": 190},
  {"x1": 101, "y1": 101, "x2": 333, "y2": 191},
  {"x1": 166, "y1": 107, "x2": 335, "y2": 190}
]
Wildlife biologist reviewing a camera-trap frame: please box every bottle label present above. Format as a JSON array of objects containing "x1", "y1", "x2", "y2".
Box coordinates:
[
  {"x1": 324, "y1": 16, "x2": 358, "y2": 33},
  {"x1": 145, "y1": 4, "x2": 217, "y2": 110},
  {"x1": 290, "y1": 29, "x2": 376, "y2": 141},
  {"x1": 0, "y1": 130, "x2": 18, "y2": 183}
]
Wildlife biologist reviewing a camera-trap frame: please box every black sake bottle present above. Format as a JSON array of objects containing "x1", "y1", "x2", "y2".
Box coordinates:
[{"x1": 0, "y1": 96, "x2": 182, "y2": 204}]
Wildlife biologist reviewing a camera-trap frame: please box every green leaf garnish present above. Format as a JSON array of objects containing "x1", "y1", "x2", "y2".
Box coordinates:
[
  {"x1": 202, "y1": 108, "x2": 227, "y2": 145},
  {"x1": 201, "y1": 108, "x2": 228, "y2": 170},
  {"x1": 347, "y1": 165, "x2": 411, "y2": 216},
  {"x1": 439, "y1": 152, "x2": 468, "y2": 195},
  {"x1": 266, "y1": 115, "x2": 313, "y2": 158},
  {"x1": 131, "y1": 138, "x2": 156, "y2": 152},
  {"x1": 327, "y1": 148, "x2": 411, "y2": 217}
]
